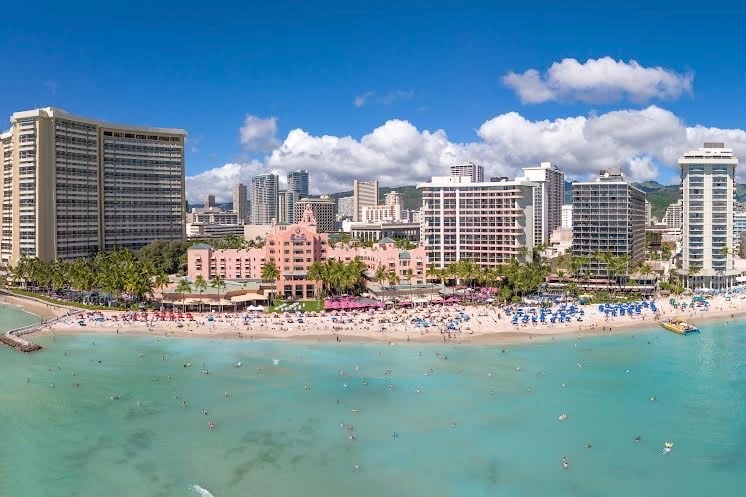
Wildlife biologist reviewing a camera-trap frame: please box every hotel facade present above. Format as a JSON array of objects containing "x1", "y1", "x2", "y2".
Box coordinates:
[
  {"x1": 571, "y1": 168, "x2": 646, "y2": 275},
  {"x1": 188, "y1": 205, "x2": 426, "y2": 298},
  {"x1": 0, "y1": 107, "x2": 185, "y2": 266},
  {"x1": 680, "y1": 143, "x2": 739, "y2": 289},
  {"x1": 418, "y1": 175, "x2": 536, "y2": 268}
]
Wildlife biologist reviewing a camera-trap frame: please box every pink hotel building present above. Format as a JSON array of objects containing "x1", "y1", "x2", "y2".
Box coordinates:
[{"x1": 187, "y1": 205, "x2": 427, "y2": 299}]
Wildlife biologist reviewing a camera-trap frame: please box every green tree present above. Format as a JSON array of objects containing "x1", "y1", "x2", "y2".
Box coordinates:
[
  {"x1": 176, "y1": 278, "x2": 192, "y2": 312},
  {"x1": 210, "y1": 275, "x2": 226, "y2": 312},
  {"x1": 194, "y1": 275, "x2": 207, "y2": 312}
]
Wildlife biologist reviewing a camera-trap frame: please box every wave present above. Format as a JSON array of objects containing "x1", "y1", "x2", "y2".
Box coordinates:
[{"x1": 191, "y1": 484, "x2": 215, "y2": 497}]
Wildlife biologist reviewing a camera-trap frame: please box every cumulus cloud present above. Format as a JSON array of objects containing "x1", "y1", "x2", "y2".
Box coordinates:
[
  {"x1": 185, "y1": 161, "x2": 268, "y2": 204},
  {"x1": 186, "y1": 107, "x2": 746, "y2": 203},
  {"x1": 239, "y1": 115, "x2": 279, "y2": 151},
  {"x1": 503, "y1": 57, "x2": 693, "y2": 104},
  {"x1": 354, "y1": 90, "x2": 414, "y2": 108}
]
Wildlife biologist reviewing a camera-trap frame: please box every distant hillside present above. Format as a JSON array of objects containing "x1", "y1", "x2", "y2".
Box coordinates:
[{"x1": 633, "y1": 181, "x2": 680, "y2": 220}]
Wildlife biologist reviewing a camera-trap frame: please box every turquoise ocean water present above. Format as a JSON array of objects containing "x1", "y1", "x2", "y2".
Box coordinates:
[{"x1": 1, "y1": 303, "x2": 746, "y2": 497}]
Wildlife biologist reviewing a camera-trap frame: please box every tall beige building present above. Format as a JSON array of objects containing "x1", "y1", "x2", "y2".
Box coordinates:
[
  {"x1": 0, "y1": 107, "x2": 186, "y2": 266},
  {"x1": 352, "y1": 179, "x2": 378, "y2": 222}
]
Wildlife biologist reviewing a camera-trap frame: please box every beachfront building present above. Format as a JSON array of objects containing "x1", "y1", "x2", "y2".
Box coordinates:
[
  {"x1": 450, "y1": 162, "x2": 484, "y2": 182},
  {"x1": 571, "y1": 168, "x2": 646, "y2": 276},
  {"x1": 680, "y1": 143, "x2": 739, "y2": 289},
  {"x1": 250, "y1": 173, "x2": 279, "y2": 225},
  {"x1": 662, "y1": 199, "x2": 683, "y2": 230},
  {"x1": 0, "y1": 107, "x2": 185, "y2": 266},
  {"x1": 521, "y1": 162, "x2": 565, "y2": 245},
  {"x1": 292, "y1": 196, "x2": 336, "y2": 232},
  {"x1": 188, "y1": 204, "x2": 427, "y2": 299},
  {"x1": 418, "y1": 175, "x2": 537, "y2": 269},
  {"x1": 232, "y1": 183, "x2": 248, "y2": 224},
  {"x1": 352, "y1": 180, "x2": 379, "y2": 222}
]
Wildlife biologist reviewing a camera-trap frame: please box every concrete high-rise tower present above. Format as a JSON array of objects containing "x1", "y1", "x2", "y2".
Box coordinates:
[
  {"x1": 232, "y1": 183, "x2": 247, "y2": 224},
  {"x1": 521, "y1": 162, "x2": 565, "y2": 245},
  {"x1": 0, "y1": 107, "x2": 185, "y2": 265},
  {"x1": 352, "y1": 180, "x2": 378, "y2": 222},
  {"x1": 250, "y1": 173, "x2": 279, "y2": 225},
  {"x1": 680, "y1": 143, "x2": 739, "y2": 289}
]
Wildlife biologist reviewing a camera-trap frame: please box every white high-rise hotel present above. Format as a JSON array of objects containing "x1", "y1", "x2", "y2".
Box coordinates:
[
  {"x1": 680, "y1": 143, "x2": 739, "y2": 289},
  {"x1": 0, "y1": 107, "x2": 185, "y2": 266},
  {"x1": 521, "y1": 162, "x2": 565, "y2": 244}
]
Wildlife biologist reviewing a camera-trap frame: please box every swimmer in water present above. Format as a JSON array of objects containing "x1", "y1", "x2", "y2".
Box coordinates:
[
  {"x1": 304, "y1": 384, "x2": 310, "y2": 391},
  {"x1": 634, "y1": 435, "x2": 641, "y2": 443},
  {"x1": 208, "y1": 421, "x2": 215, "y2": 430},
  {"x1": 562, "y1": 456, "x2": 569, "y2": 469},
  {"x1": 201, "y1": 409, "x2": 208, "y2": 415},
  {"x1": 650, "y1": 396, "x2": 656, "y2": 401},
  {"x1": 224, "y1": 391, "x2": 229, "y2": 397},
  {"x1": 353, "y1": 464, "x2": 360, "y2": 471}
]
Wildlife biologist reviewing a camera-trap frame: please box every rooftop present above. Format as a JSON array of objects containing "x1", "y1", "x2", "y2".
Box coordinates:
[{"x1": 10, "y1": 107, "x2": 186, "y2": 135}]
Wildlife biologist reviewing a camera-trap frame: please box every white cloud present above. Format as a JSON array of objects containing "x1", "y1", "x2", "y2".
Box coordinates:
[
  {"x1": 239, "y1": 115, "x2": 279, "y2": 152},
  {"x1": 354, "y1": 89, "x2": 414, "y2": 108},
  {"x1": 185, "y1": 161, "x2": 268, "y2": 204},
  {"x1": 503, "y1": 57, "x2": 693, "y2": 104},
  {"x1": 186, "y1": 106, "x2": 746, "y2": 203}
]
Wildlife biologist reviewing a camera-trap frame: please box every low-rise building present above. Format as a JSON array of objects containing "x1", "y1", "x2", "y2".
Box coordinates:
[
  {"x1": 186, "y1": 223, "x2": 245, "y2": 239},
  {"x1": 342, "y1": 221, "x2": 420, "y2": 242}
]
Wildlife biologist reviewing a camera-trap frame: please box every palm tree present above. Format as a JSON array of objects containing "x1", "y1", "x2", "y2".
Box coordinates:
[
  {"x1": 210, "y1": 275, "x2": 226, "y2": 312},
  {"x1": 307, "y1": 261, "x2": 326, "y2": 304},
  {"x1": 194, "y1": 275, "x2": 207, "y2": 312},
  {"x1": 386, "y1": 269, "x2": 400, "y2": 307},
  {"x1": 260, "y1": 261, "x2": 281, "y2": 305},
  {"x1": 155, "y1": 272, "x2": 170, "y2": 290},
  {"x1": 260, "y1": 260, "x2": 280, "y2": 283},
  {"x1": 176, "y1": 278, "x2": 192, "y2": 312}
]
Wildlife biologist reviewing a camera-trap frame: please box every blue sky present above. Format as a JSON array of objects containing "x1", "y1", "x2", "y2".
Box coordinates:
[{"x1": 2, "y1": 0, "x2": 745, "y2": 201}]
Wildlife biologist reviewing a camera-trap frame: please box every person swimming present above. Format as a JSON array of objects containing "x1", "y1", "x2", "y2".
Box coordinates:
[
  {"x1": 208, "y1": 421, "x2": 215, "y2": 430},
  {"x1": 634, "y1": 435, "x2": 641, "y2": 443},
  {"x1": 562, "y1": 456, "x2": 569, "y2": 469},
  {"x1": 201, "y1": 409, "x2": 208, "y2": 415}
]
